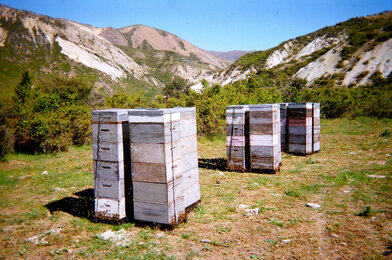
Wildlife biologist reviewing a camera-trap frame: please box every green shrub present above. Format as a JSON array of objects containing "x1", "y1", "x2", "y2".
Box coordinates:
[{"x1": 6, "y1": 72, "x2": 93, "y2": 154}]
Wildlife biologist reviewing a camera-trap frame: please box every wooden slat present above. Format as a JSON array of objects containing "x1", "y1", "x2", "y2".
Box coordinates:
[
  {"x1": 94, "y1": 177, "x2": 125, "y2": 200},
  {"x1": 93, "y1": 160, "x2": 124, "y2": 180},
  {"x1": 92, "y1": 142, "x2": 123, "y2": 162},
  {"x1": 92, "y1": 123, "x2": 123, "y2": 143}
]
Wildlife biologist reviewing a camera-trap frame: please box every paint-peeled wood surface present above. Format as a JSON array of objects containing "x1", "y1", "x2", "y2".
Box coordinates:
[
  {"x1": 250, "y1": 134, "x2": 280, "y2": 147},
  {"x1": 249, "y1": 123, "x2": 280, "y2": 135},
  {"x1": 131, "y1": 159, "x2": 182, "y2": 183},
  {"x1": 92, "y1": 123, "x2": 123, "y2": 143},
  {"x1": 94, "y1": 178, "x2": 125, "y2": 199},
  {"x1": 182, "y1": 152, "x2": 198, "y2": 173},
  {"x1": 181, "y1": 135, "x2": 198, "y2": 155},
  {"x1": 133, "y1": 197, "x2": 185, "y2": 224},
  {"x1": 250, "y1": 145, "x2": 280, "y2": 158},
  {"x1": 129, "y1": 122, "x2": 181, "y2": 144},
  {"x1": 180, "y1": 118, "x2": 197, "y2": 137},
  {"x1": 226, "y1": 124, "x2": 245, "y2": 136},
  {"x1": 226, "y1": 136, "x2": 246, "y2": 147},
  {"x1": 92, "y1": 142, "x2": 124, "y2": 162},
  {"x1": 130, "y1": 142, "x2": 181, "y2": 164},
  {"x1": 95, "y1": 197, "x2": 126, "y2": 220},
  {"x1": 91, "y1": 109, "x2": 130, "y2": 124},
  {"x1": 93, "y1": 160, "x2": 124, "y2": 180}
]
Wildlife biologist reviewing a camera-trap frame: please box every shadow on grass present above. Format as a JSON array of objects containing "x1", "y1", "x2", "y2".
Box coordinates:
[
  {"x1": 45, "y1": 188, "x2": 194, "y2": 230},
  {"x1": 45, "y1": 188, "x2": 96, "y2": 221},
  {"x1": 198, "y1": 158, "x2": 278, "y2": 174},
  {"x1": 198, "y1": 158, "x2": 227, "y2": 171}
]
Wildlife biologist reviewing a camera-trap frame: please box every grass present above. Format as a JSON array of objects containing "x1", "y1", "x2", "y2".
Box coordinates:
[{"x1": 0, "y1": 117, "x2": 392, "y2": 258}]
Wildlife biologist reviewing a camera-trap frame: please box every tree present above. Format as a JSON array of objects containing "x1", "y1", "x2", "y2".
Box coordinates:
[{"x1": 163, "y1": 76, "x2": 190, "y2": 99}]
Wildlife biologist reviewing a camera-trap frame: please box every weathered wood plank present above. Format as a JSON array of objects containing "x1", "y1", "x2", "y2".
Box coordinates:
[
  {"x1": 93, "y1": 160, "x2": 124, "y2": 180},
  {"x1": 92, "y1": 123, "x2": 123, "y2": 143},
  {"x1": 92, "y1": 142, "x2": 124, "y2": 162},
  {"x1": 250, "y1": 134, "x2": 279, "y2": 146},
  {"x1": 249, "y1": 123, "x2": 280, "y2": 135},
  {"x1": 95, "y1": 197, "x2": 126, "y2": 220},
  {"x1": 133, "y1": 196, "x2": 185, "y2": 224},
  {"x1": 226, "y1": 136, "x2": 246, "y2": 147},
  {"x1": 91, "y1": 109, "x2": 130, "y2": 124},
  {"x1": 94, "y1": 178, "x2": 125, "y2": 200},
  {"x1": 130, "y1": 142, "x2": 181, "y2": 164},
  {"x1": 129, "y1": 122, "x2": 180, "y2": 144}
]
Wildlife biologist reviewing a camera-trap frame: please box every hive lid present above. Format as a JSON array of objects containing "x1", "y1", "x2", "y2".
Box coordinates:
[
  {"x1": 288, "y1": 103, "x2": 313, "y2": 109},
  {"x1": 91, "y1": 109, "x2": 130, "y2": 122},
  {"x1": 249, "y1": 103, "x2": 279, "y2": 111}
]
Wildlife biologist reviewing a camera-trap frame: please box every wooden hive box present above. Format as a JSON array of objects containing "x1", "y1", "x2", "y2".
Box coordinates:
[
  {"x1": 176, "y1": 107, "x2": 200, "y2": 209},
  {"x1": 279, "y1": 103, "x2": 289, "y2": 152},
  {"x1": 249, "y1": 104, "x2": 281, "y2": 172},
  {"x1": 288, "y1": 103, "x2": 313, "y2": 154},
  {"x1": 312, "y1": 103, "x2": 321, "y2": 153},
  {"x1": 226, "y1": 105, "x2": 249, "y2": 172},
  {"x1": 128, "y1": 108, "x2": 185, "y2": 225},
  {"x1": 91, "y1": 109, "x2": 132, "y2": 221}
]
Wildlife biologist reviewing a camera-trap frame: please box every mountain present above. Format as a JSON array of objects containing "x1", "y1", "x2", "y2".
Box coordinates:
[
  {"x1": 193, "y1": 11, "x2": 392, "y2": 91},
  {"x1": 0, "y1": 4, "x2": 230, "y2": 100},
  {"x1": 208, "y1": 50, "x2": 254, "y2": 62}
]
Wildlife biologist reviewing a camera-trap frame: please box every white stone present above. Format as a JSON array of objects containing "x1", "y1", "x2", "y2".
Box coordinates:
[
  {"x1": 368, "y1": 174, "x2": 386, "y2": 179},
  {"x1": 238, "y1": 204, "x2": 249, "y2": 209},
  {"x1": 306, "y1": 203, "x2": 321, "y2": 209}
]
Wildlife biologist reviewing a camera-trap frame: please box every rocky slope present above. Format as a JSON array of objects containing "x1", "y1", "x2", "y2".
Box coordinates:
[
  {"x1": 0, "y1": 4, "x2": 230, "y2": 97},
  {"x1": 193, "y1": 11, "x2": 392, "y2": 91}
]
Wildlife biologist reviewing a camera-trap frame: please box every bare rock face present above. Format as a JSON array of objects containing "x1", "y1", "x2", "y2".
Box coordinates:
[{"x1": 118, "y1": 25, "x2": 231, "y2": 70}]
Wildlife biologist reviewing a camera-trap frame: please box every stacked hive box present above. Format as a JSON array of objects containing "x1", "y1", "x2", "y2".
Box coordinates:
[
  {"x1": 128, "y1": 108, "x2": 185, "y2": 225},
  {"x1": 226, "y1": 105, "x2": 249, "y2": 172},
  {"x1": 177, "y1": 107, "x2": 200, "y2": 208},
  {"x1": 92, "y1": 109, "x2": 132, "y2": 221},
  {"x1": 288, "y1": 103, "x2": 313, "y2": 154},
  {"x1": 312, "y1": 103, "x2": 321, "y2": 153},
  {"x1": 279, "y1": 103, "x2": 289, "y2": 152},
  {"x1": 249, "y1": 104, "x2": 281, "y2": 172}
]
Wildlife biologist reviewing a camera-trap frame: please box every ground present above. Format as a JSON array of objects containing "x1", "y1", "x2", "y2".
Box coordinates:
[{"x1": 0, "y1": 117, "x2": 391, "y2": 259}]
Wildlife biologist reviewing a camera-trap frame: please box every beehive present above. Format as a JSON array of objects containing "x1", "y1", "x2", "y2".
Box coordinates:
[
  {"x1": 279, "y1": 103, "x2": 289, "y2": 152},
  {"x1": 128, "y1": 108, "x2": 186, "y2": 225},
  {"x1": 91, "y1": 109, "x2": 132, "y2": 221},
  {"x1": 249, "y1": 104, "x2": 281, "y2": 172},
  {"x1": 226, "y1": 105, "x2": 249, "y2": 172},
  {"x1": 177, "y1": 107, "x2": 200, "y2": 209},
  {"x1": 312, "y1": 103, "x2": 321, "y2": 152},
  {"x1": 288, "y1": 103, "x2": 313, "y2": 154}
]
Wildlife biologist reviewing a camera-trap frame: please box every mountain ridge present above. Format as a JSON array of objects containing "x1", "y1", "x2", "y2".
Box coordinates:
[
  {"x1": 0, "y1": 4, "x2": 232, "y2": 99},
  {"x1": 192, "y1": 11, "x2": 392, "y2": 91}
]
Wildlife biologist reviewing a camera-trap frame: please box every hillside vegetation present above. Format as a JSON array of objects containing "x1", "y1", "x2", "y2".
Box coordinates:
[{"x1": 199, "y1": 11, "x2": 392, "y2": 89}]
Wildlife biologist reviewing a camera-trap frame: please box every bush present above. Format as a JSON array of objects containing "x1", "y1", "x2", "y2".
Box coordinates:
[
  {"x1": 6, "y1": 72, "x2": 93, "y2": 154},
  {"x1": 0, "y1": 102, "x2": 12, "y2": 161}
]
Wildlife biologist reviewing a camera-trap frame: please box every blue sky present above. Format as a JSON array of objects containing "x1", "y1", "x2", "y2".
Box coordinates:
[{"x1": 1, "y1": 0, "x2": 391, "y2": 51}]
